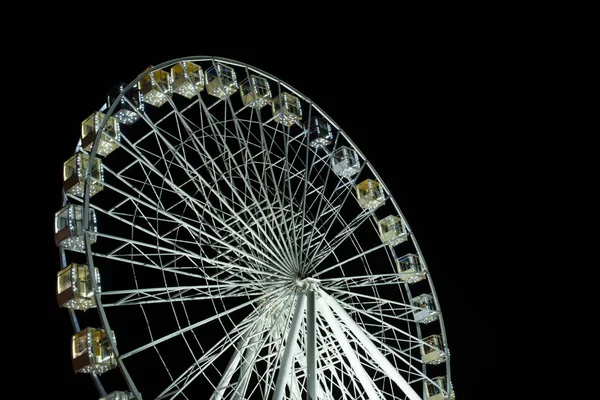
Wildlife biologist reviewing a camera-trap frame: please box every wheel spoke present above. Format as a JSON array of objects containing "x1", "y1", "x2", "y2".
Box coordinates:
[{"x1": 120, "y1": 288, "x2": 284, "y2": 360}]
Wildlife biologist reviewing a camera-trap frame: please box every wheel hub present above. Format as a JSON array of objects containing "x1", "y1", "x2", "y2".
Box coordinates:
[{"x1": 295, "y1": 277, "x2": 320, "y2": 292}]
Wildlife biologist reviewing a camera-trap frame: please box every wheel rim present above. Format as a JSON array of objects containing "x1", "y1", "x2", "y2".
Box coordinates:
[{"x1": 55, "y1": 56, "x2": 454, "y2": 400}]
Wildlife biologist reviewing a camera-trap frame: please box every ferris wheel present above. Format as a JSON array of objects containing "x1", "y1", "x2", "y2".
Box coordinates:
[{"x1": 54, "y1": 56, "x2": 455, "y2": 400}]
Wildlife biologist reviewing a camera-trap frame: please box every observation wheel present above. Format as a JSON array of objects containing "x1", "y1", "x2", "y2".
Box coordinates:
[{"x1": 54, "y1": 56, "x2": 455, "y2": 400}]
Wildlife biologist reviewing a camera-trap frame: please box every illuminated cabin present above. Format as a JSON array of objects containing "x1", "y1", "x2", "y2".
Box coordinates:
[
  {"x1": 63, "y1": 151, "x2": 103, "y2": 198},
  {"x1": 100, "y1": 391, "x2": 135, "y2": 400},
  {"x1": 72, "y1": 327, "x2": 117, "y2": 374},
  {"x1": 240, "y1": 74, "x2": 272, "y2": 108},
  {"x1": 54, "y1": 203, "x2": 97, "y2": 251},
  {"x1": 412, "y1": 293, "x2": 439, "y2": 324},
  {"x1": 81, "y1": 111, "x2": 121, "y2": 157},
  {"x1": 378, "y1": 215, "x2": 408, "y2": 246},
  {"x1": 106, "y1": 82, "x2": 143, "y2": 125},
  {"x1": 306, "y1": 117, "x2": 333, "y2": 149},
  {"x1": 205, "y1": 63, "x2": 238, "y2": 99},
  {"x1": 396, "y1": 253, "x2": 426, "y2": 283},
  {"x1": 426, "y1": 376, "x2": 455, "y2": 400},
  {"x1": 272, "y1": 91, "x2": 302, "y2": 127},
  {"x1": 331, "y1": 146, "x2": 361, "y2": 178},
  {"x1": 420, "y1": 334, "x2": 447, "y2": 365},
  {"x1": 57, "y1": 263, "x2": 100, "y2": 311},
  {"x1": 171, "y1": 61, "x2": 204, "y2": 99},
  {"x1": 356, "y1": 179, "x2": 385, "y2": 209},
  {"x1": 138, "y1": 67, "x2": 172, "y2": 107}
]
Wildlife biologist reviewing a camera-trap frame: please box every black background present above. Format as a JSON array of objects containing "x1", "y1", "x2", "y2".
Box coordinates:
[{"x1": 21, "y1": 19, "x2": 498, "y2": 400}]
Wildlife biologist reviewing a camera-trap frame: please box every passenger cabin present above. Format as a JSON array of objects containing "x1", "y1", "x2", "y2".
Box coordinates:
[
  {"x1": 396, "y1": 253, "x2": 426, "y2": 283},
  {"x1": 54, "y1": 203, "x2": 97, "y2": 251},
  {"x1": 106, "y1": 83, "x2": 143, "y2": 125},
  {"x1": 425, "y1": 376, "x2": 455, "y2": 400},
  {"x1": 378, "y1": 215, "x2": 408, "y2": 246},
  {"x1": 57, "y1": 263, "x2": 100, "y2": 311},
  {"x1": 72, "y1": 327, "x2": 117, "y2": 374},
  {"x1": 412, "y1": 293, "x2": 439, "y2": 324},
  {"x1": 356, "y1": 179, "x2": 385, "y2": 210},
  {"x1": 272, "y1": 91, "x2": 302, "y2": 127},
  {"x1": 63, "y1": 151, "x2": 103, "y2": 198},
  {"x1": 171, "y1": 61, "x2": 204, "y2": 99},
  {"x1": 81, "y1": 111, "x2": 121, "y2": 157},
  {"x1": 138, "y1": 67, "x2": 172, "y2": 107},
  {"x1": 420, "y1": 334, "x2": 447, "y2": 365},
  {"x1": 306, "y1": 117, "x2": 333, "y2": 149},
  {"x1": 240, "y1": 74, "x2": 272, "y2": 108},
  {"x1": 100, "y1": 391, "x2": 135, "y2": 400},
  {"x1": 205, "y1": 63, "x2": 238, "y2": 99},
  {"x1": 331, "y1": 146, "x2": 361, "y2": 178}
]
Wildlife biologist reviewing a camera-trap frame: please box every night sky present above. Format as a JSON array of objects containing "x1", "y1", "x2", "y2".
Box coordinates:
[{"x1": 30, "y1": 38, "x2": 497, "y2": 400}]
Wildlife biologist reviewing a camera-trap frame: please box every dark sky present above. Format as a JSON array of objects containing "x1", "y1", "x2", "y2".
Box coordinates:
[{"x1": 31, "y1": 40, "x2": 497, "y2": 400}]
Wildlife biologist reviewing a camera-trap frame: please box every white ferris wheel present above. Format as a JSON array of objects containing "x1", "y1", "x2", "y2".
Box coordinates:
[{"x1": 54, "y1": 56, "x2": 456, "y2": 400}]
